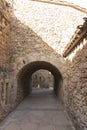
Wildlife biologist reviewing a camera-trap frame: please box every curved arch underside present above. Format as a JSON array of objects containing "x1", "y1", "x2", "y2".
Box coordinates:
[{"x1": 17, "y1": 61, "x2": 63, "y2": 102}]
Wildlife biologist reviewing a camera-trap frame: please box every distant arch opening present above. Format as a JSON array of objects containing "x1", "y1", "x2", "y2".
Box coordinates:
[
  {"x1": 31, "y1": 69, "x2": 54, "y2": 90},
  {"x1": 17, "y1": 61, "x2": 63, "y2": 102}
]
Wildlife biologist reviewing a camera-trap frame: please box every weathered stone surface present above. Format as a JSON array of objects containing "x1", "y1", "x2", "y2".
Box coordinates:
[
  {"x1": 0, "y1": 0, "x2": 87, "y2": 130},
  {"x1": 0, "y1": 0, "x2": 13, "y2": 122},
  {"x1": 63, "y1": 39, "x2": 87, "y2": 130}
]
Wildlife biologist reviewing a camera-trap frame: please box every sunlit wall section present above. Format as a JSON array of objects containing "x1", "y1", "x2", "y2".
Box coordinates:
[{"x1": 12, "y1": 0, "x2": 86, "y2": 56}]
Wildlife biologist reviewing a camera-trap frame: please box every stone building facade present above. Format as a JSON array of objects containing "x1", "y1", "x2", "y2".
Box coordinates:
[
  {"x1": 0, "y1": 0, "x2": 11, "y2": 120},
  {"x1": 0, "y1": 0, "x2": 87, "y2": 130},
  {"x1": 63, "y1": 42, "x2": 87, "y2": 130}
]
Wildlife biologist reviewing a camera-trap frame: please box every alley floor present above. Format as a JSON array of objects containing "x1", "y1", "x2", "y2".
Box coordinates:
[{"x1": 0, "y1": 89, "x2": 75, "y2": 130}]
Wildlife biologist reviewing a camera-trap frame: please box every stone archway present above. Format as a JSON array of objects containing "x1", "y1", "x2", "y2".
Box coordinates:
[
  {"x1": 30, "y1": 69, "x2": 54, "y2": 89},
  {"x1": 17, "y1": 61, "x2": 63, "y2": 103}
]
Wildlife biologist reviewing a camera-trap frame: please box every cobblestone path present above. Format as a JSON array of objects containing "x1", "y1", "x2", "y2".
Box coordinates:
[{"x1": 0, "y1": 89, "x2": 75, "y2": 130}]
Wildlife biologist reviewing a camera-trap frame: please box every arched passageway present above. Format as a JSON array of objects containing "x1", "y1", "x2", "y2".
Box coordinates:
[
  {"x1": 17, "y1": 61, "x2": 63, "y2": 102},
  {"x1": 31, "y1": 69, "x2": 54, "y2": 89}
]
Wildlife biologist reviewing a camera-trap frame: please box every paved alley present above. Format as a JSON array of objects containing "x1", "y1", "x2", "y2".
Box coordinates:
[{"x1": 0, "y1": 89, "x2": 75, "y2": 130}]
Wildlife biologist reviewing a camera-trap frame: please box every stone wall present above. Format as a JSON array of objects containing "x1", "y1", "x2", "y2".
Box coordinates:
[
  {"x1": 0, "y1": 0, "x2": 14, "y2": 121},
  {"x1": 10, "y1": 1, "x2": 87, "y2": 129},
  {"x1": 0, "y1": 0, "x2": 10, "y2": 68},
  {"x1": 0, "y1": 0, "x2": 87, "y2": 130},
  {"x1": 63, "y1": 37, "x2": 87, "y2": 130}
]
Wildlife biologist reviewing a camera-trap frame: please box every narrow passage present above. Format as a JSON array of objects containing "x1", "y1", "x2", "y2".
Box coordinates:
[{"x1": 0, "y1": 89, "x2": 75, "y2": 130}]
